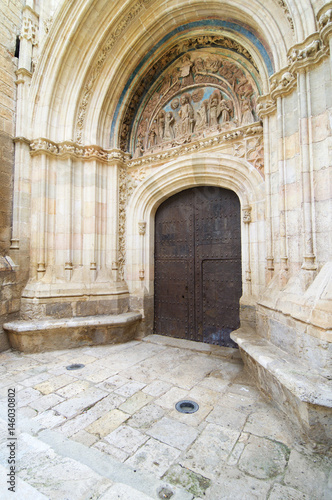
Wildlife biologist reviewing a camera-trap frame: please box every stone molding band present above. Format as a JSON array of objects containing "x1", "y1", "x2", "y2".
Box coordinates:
[
  {"x1": 27, "y1": 122, "x2": 263, "y2": 167},
  {"x1": 29, "y1": 138, "x2": 130, "y2": 163},
  {"x1": 258, "y1": 23, "x2": 331, "y2": 117}
]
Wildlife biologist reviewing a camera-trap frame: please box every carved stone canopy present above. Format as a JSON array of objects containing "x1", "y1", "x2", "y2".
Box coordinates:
[{"x1": 118, "y1": 36, "x2": 262, "y2": 155}]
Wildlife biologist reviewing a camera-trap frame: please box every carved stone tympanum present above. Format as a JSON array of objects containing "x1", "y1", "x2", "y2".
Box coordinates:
[{"x1": 130, "y1": 49, "x2": 259, "y2": 157}]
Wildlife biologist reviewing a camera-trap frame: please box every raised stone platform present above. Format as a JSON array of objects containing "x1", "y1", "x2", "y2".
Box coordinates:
[
  {"x1": 231, "y1": 328, "x2": 332, "y2": 450},
  {"x1": 3, "y1": 312, "x2": 142, "y2": 353}
]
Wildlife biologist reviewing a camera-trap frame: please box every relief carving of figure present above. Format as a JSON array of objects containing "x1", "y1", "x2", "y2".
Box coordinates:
[
  {"x1": 205, "y1": 57, "x2": 221, "y2": 73},
  {"x1": 148, "y1": 119, "x2": 158, "y2": 148},
  {"x1": 134, "y1": 136, "x2": 144, "y2": 158},
  {"x1": 178, "y1": 55, "x2": 192, "y2": 78},
  {"x1": 158, "y1": 111, "x2": 165, "y2": 141},
  {"x1": 219, "y1": 98, "x2": 233, "y2": 123},
  {"x1": 209, "y1": 92, "x2": 222, "y2": 127},
  {"x1": 193, "y1": 57, "x2": 205, "y2": 73},
  {"x1": 196, "y1": 100, "x2": 208, "y2": 130},
  {"x1": 164, "y1": 111, "x2": 175, "y2": 140},
  {"x1": 179, "y1": 94, "x2": 195, "y2": 135},
  {"x1": 241, "y1": 99, "x2": 255, "y2": 125},
  {"x1": 178, "y1": 55, "x2": 194, "y2": 86}
]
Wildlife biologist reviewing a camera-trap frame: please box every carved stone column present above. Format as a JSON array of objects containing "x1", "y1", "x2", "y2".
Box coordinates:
[
  {"x1": 298, "y1": 70, "x2": 317, "y2": 272},
  {"x1": 242, "y1": 206, "x2": 252, "y2": 294},
  {"x1": 138, "y1": 221, "x2": 147, "y2": 283},
  {"x1": 276, "y1": 96, "x2": 288, "y2": 277}
]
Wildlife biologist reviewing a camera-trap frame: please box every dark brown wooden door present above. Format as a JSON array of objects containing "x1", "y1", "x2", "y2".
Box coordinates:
[{"x1": 154, "y1": 186, "x2": 242, "y2": 347}]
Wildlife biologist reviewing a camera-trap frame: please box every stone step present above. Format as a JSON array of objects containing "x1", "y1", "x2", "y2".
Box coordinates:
[
  {"x1": 0, "y1": 416, "x2": 193, "y2": 500},
  {"x1": 142, "y1": 334, "x2": 242, "y2": 360}
]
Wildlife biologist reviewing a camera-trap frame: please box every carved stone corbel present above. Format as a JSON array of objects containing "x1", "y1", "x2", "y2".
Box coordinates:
[
  {"x1": 242, "y1": 206, "x2": 252, "y2": 224},
  {"x1": 270, "y1": 69, "x2": 297, "y2": 100},
  {"x1": 138, "y1": 222, "x2": 147, "y2": 236},
  {"x1": 318, "y1": 3, "x2": 332, "y2": 45},
  {"x1": 21, "y1": 10, "x2": 39, "y2": 47},
  {"x1": 287, "y1": 33, "x2": 328, "y2": 72}
]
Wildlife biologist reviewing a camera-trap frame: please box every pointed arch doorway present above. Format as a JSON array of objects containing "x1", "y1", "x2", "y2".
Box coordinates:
[{"x1": 154, "y1": 186, "x2": 242, "y2": 347}]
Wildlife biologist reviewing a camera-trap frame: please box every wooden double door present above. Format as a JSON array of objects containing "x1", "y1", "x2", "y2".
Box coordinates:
[{"x1": 154, "y1": 186, "x2": 242, "y2": 347}]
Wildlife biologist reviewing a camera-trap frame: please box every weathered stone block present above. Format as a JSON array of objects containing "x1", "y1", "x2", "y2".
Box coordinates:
[{"x1": 46, "y1": 302, "x2": 73, "y2": 318}]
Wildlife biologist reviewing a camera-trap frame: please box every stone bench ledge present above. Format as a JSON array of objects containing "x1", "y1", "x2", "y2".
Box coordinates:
[
  {"x1": 3, "y1": 313, "x2": 142, "y2": 353},
  {"x1": 4, "y1": 312, "x2": 142, "y2": 333},
  {"x1": 231, "y1": 328, "x2": 332, "y2": 408}
]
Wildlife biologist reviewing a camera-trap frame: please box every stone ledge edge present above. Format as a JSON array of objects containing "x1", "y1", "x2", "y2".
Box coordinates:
[
  {"x1": 231, "y1": 328, "x2": 332, "y2": 408},
  {"x1": 3, "y1": 312, "x2": 142, "y2": 333}
]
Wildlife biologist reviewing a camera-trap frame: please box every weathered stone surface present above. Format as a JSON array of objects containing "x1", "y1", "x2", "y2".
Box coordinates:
[
  {"x1": 114, "y1": 380, "x2": 146, "y2": 397},
  {"x1": 34, "y1": 374, "x2": 75, "y2": 395},
  {"x1": 163, "y1": 465, "x2": 211, "y2": 498},
  {"x1": 283, "y1": 450, "x2": 332, "y2": 500},
  {"x1": 0, "y1": 433, "x2": 113, "y2": 499},
  {"x1": 125, "y1": 438, "x2": 181, "y2": 477},
  {"x1": 119, "y1": 391, "x2": 154, "y2": 414},
  {"x1": 85, "y1": 409, "x2": 129, "y2": 437},
  {"x1": 244, "y1": 407, "x2": 295, "y2": 447},
  {"x1": 147, "y1": 417, "x2": 198, "y2": 450},
  {"x1": 155, "y1": 387, "x2": 189, "y2": 410},
  {"x1": 181, "y1": 424, "x2": 240, "y2": 479},
  {"x1": 268, "y1": 483, "x2": 311, "y2": 500},
  {"x1": 99, "y1": 483, "x2": 154, "y2": 499},
  {"x1": 0, "y1": 463, "x2": 48, "y2": 500},
  {"x1": 206, "y1": 405, "x2": 248, "y2": 430},
  {"x1": 238, "y1": 435, "x2": 290, "y2": 479},
  {"x1": 203, "y1": 463, "x2": 272, "y2": 499},
  {"x1": 53, "y1": 387, "x2": 107, "y2": 417},
  {"x1": 127, "y1": 404, "x2": 165, "y2": 430},
  {"x1": 104, "y1": 424, "x2": 149, "y2": 453}
]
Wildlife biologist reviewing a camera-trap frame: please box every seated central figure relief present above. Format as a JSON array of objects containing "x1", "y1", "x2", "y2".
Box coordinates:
[{"x1": 133, "y1": 50, "x2": 259, "y2": 158}]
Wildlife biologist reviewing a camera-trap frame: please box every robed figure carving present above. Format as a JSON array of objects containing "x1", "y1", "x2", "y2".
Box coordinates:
[{"x1": 178, "y1": 94, "x2": 195, "y2": 135}]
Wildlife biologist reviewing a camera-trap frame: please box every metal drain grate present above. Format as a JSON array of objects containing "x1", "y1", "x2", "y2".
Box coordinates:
[
  {"x1": 175, "y1": 400, "x2": 199, "y2": 414},
  {"x1": 66, "y1": 363, "x2": 85, "y2": 370}
]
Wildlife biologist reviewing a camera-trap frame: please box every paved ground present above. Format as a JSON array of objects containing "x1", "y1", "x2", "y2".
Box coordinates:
[{"x1": 0, "y1": 335, "x2": 331, "y2": 500}]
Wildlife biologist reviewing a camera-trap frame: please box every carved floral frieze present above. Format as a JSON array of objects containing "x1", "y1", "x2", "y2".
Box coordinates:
[{"x1": 128, "y1": 122, "x2": 264, "y2": 189}]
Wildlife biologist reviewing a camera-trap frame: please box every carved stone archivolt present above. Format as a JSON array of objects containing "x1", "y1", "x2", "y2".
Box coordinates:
[
  {"x1": 128, "y1": 49, "x2": 259, "y2": 158},
  {"x1": 273, "y1": 0, "x2": 294, "y2": 33},
  {"x1": 318, "y1": 3, "x2": 332, "y2": 46},
  {"x1": 75, "y1": 0, "x2": 153, "y2": 142}
]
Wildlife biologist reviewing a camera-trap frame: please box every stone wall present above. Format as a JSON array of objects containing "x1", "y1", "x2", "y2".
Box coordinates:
[{"x1": 0, "y1": 0, "x2": 24, "y2": 351}]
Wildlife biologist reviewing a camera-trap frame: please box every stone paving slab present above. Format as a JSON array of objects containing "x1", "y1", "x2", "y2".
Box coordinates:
[
  {"x1": 0, "y1": 336, "x2": 331, "y2": 500},
  {"x1": 146, "y1": 417, "x2": 199, "y2": 450}
]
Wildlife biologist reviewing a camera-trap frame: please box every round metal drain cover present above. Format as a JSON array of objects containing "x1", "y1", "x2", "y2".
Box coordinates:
[
  {"x1": 175, "y1": 400, "x2": 199, "y2": 414},
  {"x1": 66, "y1": 363, "x2": 85, "y2": 370}
]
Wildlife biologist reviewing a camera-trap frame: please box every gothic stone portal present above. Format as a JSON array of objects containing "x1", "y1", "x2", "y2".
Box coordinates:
[{"x1": 154, "y1": 186, "x2": 242, "y2": 347}]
